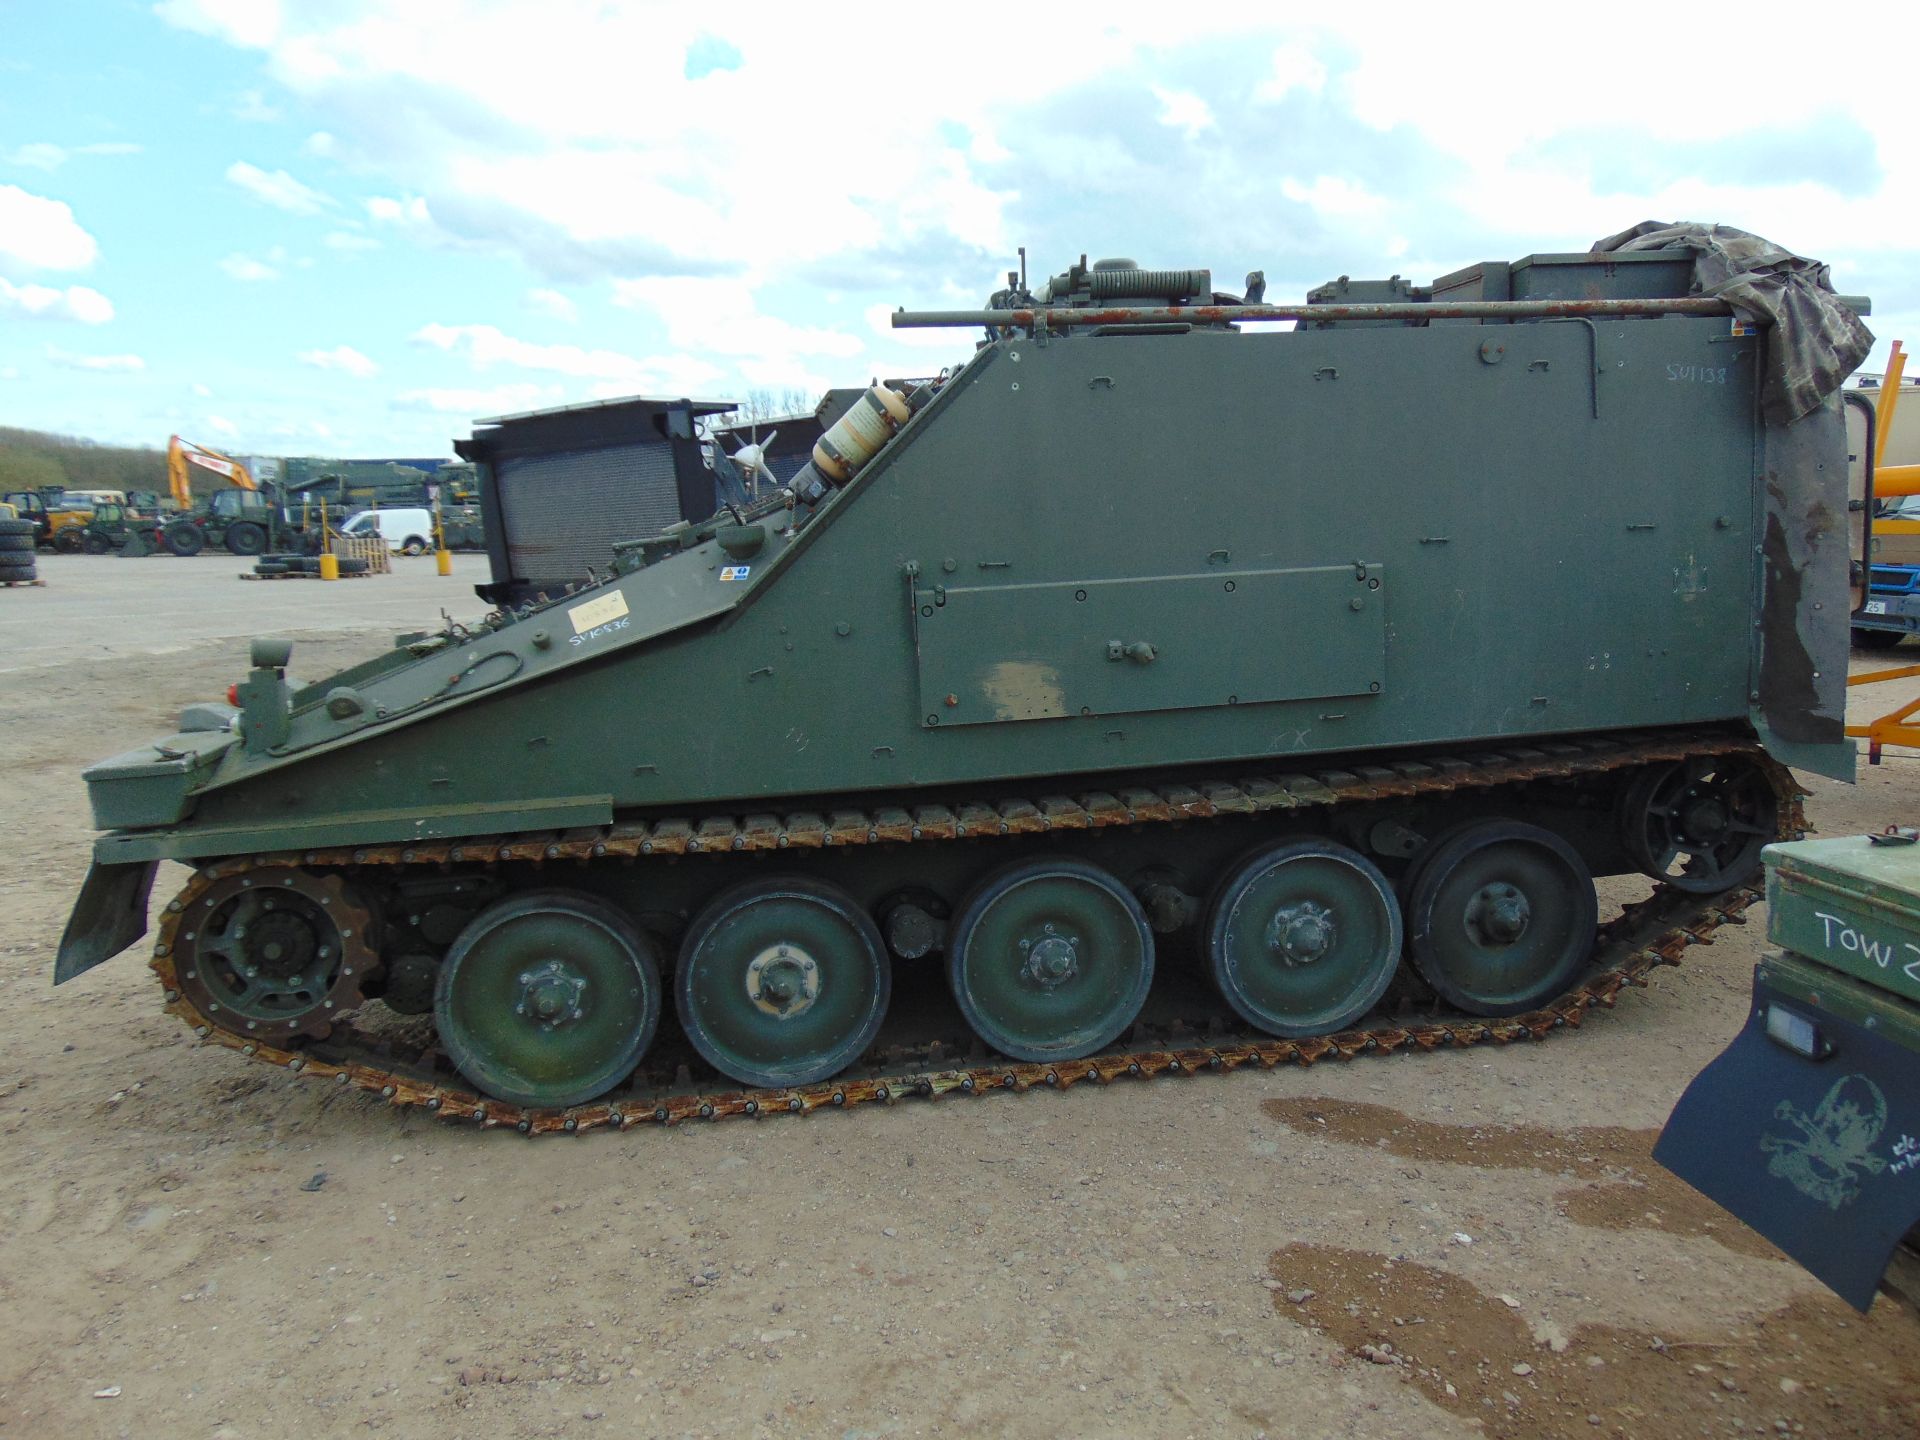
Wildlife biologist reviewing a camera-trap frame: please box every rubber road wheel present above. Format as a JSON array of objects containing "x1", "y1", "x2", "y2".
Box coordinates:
[
  {"x1": 1205, "y1": 839, "x2": 1402, "y2": 1038},
  {"x1": 164, "y1": 521, "x2": 206, "y2": 556},
  {"x1": 402, "y1": 536, "x2": 427, "y2": 556},
  {"x1": 948, "y1": 858, "x2": 1154, "y2": 1062},
  {"x1": 1405, "y1": 820, "x2": 1597, "y2": 1016},
  {"x1": 82, "y1": 531, "x2": 113, "y2": 554},
  {"x1": 677, "y1": 876, "x2": 890, "y2": 1088},
  {"x1": 1853, "y1": 627, "x2": 1904, "y2": 651},
  {"x1": 0, "y1": 517, "x2": 33, "y2": 538},
  {"x1": 0, "y1": 533, "x2": 31, "y2": 553},
  {"x1": 224, "y1": 521, "x2": 267, "y2": 556},
  {"x1": 338, "y1": 556, "x2": 369, "y2": 575},
  {"x1": 253, "y1": 561, "x2": 289, "y2": 576},
  {"x1": 52, "y1": 528, "x2": 85, "y2": 553},
  {"x1": 0, "y1": 558, "x2": 37, "y2": 581},
  {"x1": 435, "y1": 890, "x2": 661, "y2": 1108}
]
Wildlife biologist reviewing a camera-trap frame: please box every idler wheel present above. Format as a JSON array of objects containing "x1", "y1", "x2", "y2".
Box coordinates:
[
  {"x1": 172, "y1": 870, "x2": 376, "y2": 1042},
  {"x1": 1204, "y1": 839, "x2": 1401, "y2": 1037},
  {"x1": 676, "y1": 877, "x2": 890, "y2": 1089},
  {"x1": 1618, "y1": 756, "x2": 1777, "y2": 894},
  {"x1": 948, "y1": 859, "x2": 1154, "y2": 1063},
  {"x1": 434, "y1": 890, "x2": 661, "y2": 1109},
  {"x1": 1405, "y1": 820, "x2": 1597, "y2": 1016}
]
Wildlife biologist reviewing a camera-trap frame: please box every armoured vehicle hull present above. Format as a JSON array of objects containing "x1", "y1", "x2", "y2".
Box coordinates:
[{"x1": 56, "y1": 241, "x2": 1868, "y2": 1124}]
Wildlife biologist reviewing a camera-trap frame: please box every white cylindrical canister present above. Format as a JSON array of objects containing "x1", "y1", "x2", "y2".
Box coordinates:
[{"x1": 812, "y1": 386, "x2": 911, "y2": 482}]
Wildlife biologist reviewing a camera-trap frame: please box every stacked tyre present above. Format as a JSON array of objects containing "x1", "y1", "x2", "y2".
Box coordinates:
[{"x1": 0, "y1": 516, "x2": 38, "y2": 585}]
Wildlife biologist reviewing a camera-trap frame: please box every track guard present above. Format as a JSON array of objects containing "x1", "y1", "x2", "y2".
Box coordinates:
[
  {"x1": 56, "y1": 860, "x2": 159, "y2": 984},
  {"x1": 1654, "y1": 964, "x2": 1920, "y2": 1311}
]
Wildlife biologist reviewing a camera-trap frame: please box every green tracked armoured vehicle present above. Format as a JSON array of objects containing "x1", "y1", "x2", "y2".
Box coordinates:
[{"x1": 55, "y1": 237, "x2": 1874, "y2": 1127}]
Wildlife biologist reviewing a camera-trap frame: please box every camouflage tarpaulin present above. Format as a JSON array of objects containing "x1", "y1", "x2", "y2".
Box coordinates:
[{"x1": 1592, "y1": 222, "x2": 1873, "y2": 424}]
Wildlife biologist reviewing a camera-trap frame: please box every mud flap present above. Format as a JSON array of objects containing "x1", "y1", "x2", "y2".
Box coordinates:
[
  {"x1": 1752, "y1": 396, "x2": 1855, "y2": 782},
  {"x1": 55, "y1": 860, "x2": 158, "y2": 984},
  {"x1": 1655, "y1": 963, "x2": 1920, "y2": 1311}
]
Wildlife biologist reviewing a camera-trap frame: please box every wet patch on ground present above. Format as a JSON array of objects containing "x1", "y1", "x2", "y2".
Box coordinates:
[
  {"x1": 1262, "y1": 1096, "x2": 1778, "y2": 1258},
  {"x1": 1267, "y1": 1241, "x2": 1920, "y2": 1439}
]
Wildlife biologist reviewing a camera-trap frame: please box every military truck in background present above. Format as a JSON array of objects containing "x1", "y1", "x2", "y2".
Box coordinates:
[{"x1": 158, "y1": 484, "x2": 324, "y2": 557}]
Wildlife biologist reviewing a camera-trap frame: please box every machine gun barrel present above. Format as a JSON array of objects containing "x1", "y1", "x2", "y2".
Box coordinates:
[{"x1": 891, "y1": 296, "x2": 1744, "y2": 329}]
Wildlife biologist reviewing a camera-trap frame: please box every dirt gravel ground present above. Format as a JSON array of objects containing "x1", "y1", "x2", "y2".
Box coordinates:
[{"x1": 2, "y1": 571, "x2": 1918, "y2": 1438}]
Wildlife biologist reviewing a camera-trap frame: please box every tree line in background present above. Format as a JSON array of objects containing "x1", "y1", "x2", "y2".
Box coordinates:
[{"x1": 0, "y1": 426, "x2": 168, "y2": 496}]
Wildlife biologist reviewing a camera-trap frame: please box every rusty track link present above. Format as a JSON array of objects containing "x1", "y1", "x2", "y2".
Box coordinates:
[{"x1": 145, "y1": 726, "x2": 1803, "y2": 1135}]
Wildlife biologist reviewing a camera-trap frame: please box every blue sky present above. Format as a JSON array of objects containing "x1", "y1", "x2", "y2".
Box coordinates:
[{"x1": 3, "y1": 1, "x2": 1915, "y2": 462}]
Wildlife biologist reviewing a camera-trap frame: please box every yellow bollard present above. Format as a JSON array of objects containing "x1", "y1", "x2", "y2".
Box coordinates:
[
  {"x1": 433, "y1": 496, "x2": 452, "y2": 575},
  {"x1": 318, "y1": 499, "x2": 337, "y2": 580}
]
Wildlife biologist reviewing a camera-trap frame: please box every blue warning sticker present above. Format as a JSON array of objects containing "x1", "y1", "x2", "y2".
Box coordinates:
[{"x1": 720, "y1": 565, "x2": 751, "y2": 582}]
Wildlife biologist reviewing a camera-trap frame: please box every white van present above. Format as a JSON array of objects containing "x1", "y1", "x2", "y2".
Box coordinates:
[{"x1": 340, "y1": 507, "x2": 436, "y2": 555}]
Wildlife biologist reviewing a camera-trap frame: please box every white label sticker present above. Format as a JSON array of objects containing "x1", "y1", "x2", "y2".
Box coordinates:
[
  {"x1": 720, "y1": 565, "x2": 751, "y2": 582},
  {"x1": 568, "y1": 589, "x2": 630, "y2": 635}
]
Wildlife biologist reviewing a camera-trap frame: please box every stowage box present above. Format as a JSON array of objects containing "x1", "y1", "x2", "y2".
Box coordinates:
[{"x1": 1765, "y1": 836, "x2": 1920, "y2": 1006}]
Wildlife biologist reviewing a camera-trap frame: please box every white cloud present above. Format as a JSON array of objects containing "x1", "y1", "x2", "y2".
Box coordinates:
[
  {"x1": 219, "y1": 251, "x2": 279, "y2": 281},
  {"x1": 526, "y1": 287, "x2": 576, "y2": 322},
  {"x1": 1152, "y1": 86, "x2": 1215, "y2": 140},
  {"x1": 207, "y1": 414, "x2": 239, "y2": 436},
  {"x1": 304, "y1": 130, "x2": 336, "y2": 156},
  {"x1": 323, "y1": 229, "x2": 379, "y2": 252},
  {"x1": 1255, "y1": 43, "x2": 1328, "y2": 103},
  {"x1": 612, "y1": 278, "x2": 862, "y2": 363},
  {"x1": 297, "y1": 343, "x2": 379, "y2": 378},
  {"x1": 0, "y1": 184, "x2": 98, "y2": 269},
  {"x1": 4, "y1": 141, "x2": 142, "y2": 169},
  {"x1": 366, "y1": 194, "x2": 430, "y2": 227},
  {"x1": 225, "y1": 160, "x2": 331, "y2": 215},
  {"x1": 192, "y1": 382, "x2": 214, "y2": 398},
  {"x1": 413, "y1": 321, "x2": 667, "y2": 386},
  {"x1": 393, "y1": 382, "x2": 564, "y2": 415},
  {"x1": 0, "y1": 277, "x2": 113, "y2": 324},
  {"x1": 154, "y1": 0, "x2": 283, "y2": 49},
  {"x1": 47, "y1": 346, "x2": 144, "y2": 372},
  {"x1": 1279, "y1": 175, "x2": 1387, "y2": 220},
  {"x1": 4, "y1": 143, "x2": 68, "y2": 171},
  {"x1": 267, "y1": 418, "x2": 336, "y2": 439}
]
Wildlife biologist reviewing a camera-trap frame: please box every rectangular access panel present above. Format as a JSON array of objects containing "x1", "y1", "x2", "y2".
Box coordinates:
[{"x1": 914, "y1": 564, "x2": 1385, "y2": 726}]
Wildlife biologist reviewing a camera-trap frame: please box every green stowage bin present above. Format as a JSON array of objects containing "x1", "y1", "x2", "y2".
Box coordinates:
[{"x1": 1765, "y1": 836, "x2": 1920, "y2": 1006}]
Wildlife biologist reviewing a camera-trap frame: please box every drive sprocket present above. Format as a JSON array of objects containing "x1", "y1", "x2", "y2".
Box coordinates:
[{"x1": 160, "y1": 869, "x2": 377, "y2": 1042}]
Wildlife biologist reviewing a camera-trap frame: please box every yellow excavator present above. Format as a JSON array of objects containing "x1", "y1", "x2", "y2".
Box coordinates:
[{"x1": 167, "y1": 434, "x2": 255, "y2": 507}]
